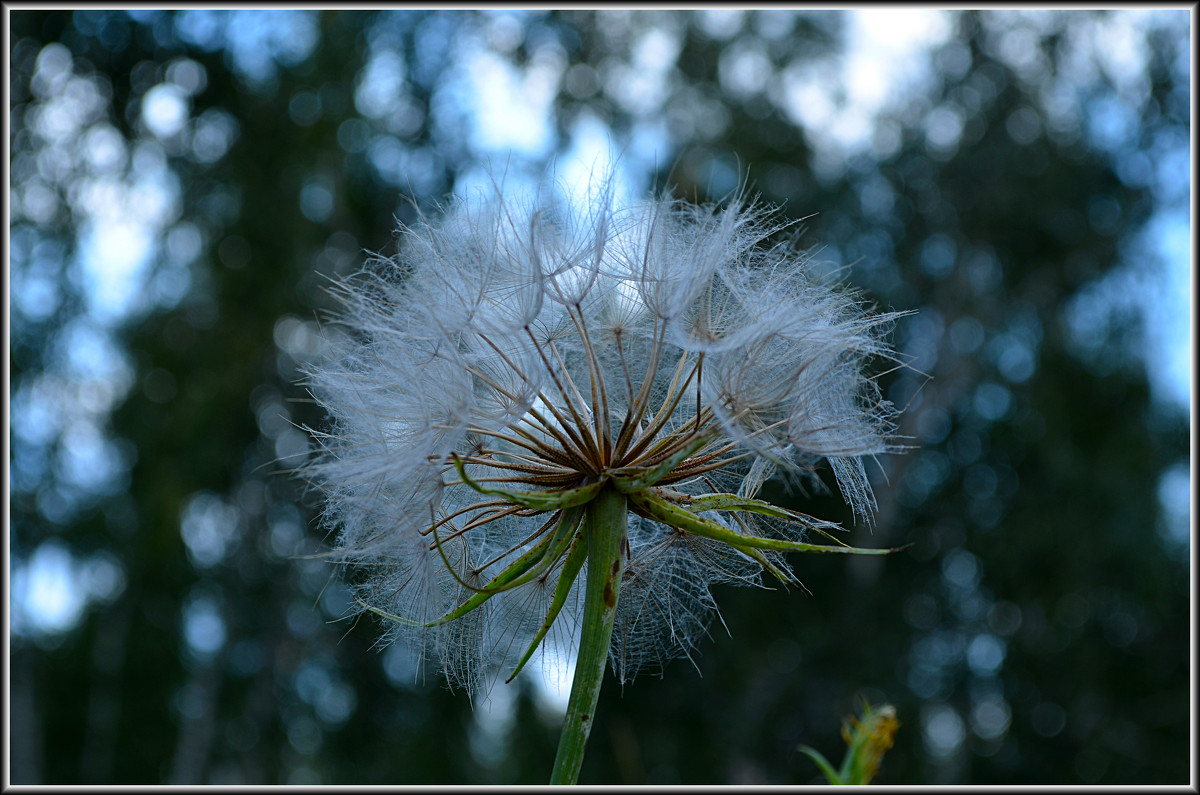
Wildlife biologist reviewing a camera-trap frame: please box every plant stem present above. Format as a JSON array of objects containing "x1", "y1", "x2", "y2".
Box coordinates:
[{"x1": 549, "y1": 486, "x2": 627, "y2": 785}]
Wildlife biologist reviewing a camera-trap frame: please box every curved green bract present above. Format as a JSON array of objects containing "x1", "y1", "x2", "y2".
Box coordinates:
[
  {"x1": 671, "y1": 490, "x2": 850, "y2": 547},
  {"x1": 428, "y1": 532, "x2": 554, "y2": 625},
  {"x1": 726, "y1": 542, "x2": 804, "y2": 587},
  {"x1": 685, "y1": 491, "x2": 792, "y2": 518},
  {"x1": 494, "y1": 506, "x2": 584, "y2": 592},
  {"x1": 453, "y1": 454, "x2": 604, "y2": 509},
  {"x1": 353, "y1": 596, "x2": 423, "y2": 626},
  {"x1": 354, "y1": 532, "x2": 555, "y2": 629},
  {"x1": 506, "y1": 533, "x2": 588, "y2": 683},
  {"x1": 429, "y1": 506, "x2": 584, "y2": 621},
  {"x1": 630, "y1": 490, "x2": 903, "y2": 556},
  {"x1": 610, "y1": 434, "x2": 710, "y2": 493}
]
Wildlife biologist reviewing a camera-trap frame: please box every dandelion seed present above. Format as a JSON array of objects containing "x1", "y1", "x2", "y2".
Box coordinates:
[{"x1": 303, "y1": 172, "x2": 908, "y2": 783}]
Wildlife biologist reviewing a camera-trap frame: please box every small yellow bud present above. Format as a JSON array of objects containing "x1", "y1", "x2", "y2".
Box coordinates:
[{"x1": 842, "y1": 702, "x2": 900, "y2": 785}]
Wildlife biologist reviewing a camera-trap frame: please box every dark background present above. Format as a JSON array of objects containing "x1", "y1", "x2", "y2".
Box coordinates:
[{"x1": 8, "y1": 9, "x2": 1192, "y2": 785}]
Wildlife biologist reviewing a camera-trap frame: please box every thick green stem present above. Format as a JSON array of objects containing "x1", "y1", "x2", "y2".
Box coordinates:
[{"x1": 549, "y1": 486, "x2": 627, "y2": 785}]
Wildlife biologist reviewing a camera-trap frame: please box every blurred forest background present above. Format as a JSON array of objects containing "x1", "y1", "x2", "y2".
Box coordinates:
[{"x1": 7, "y1": 9, "x2": 1192, "y2": 785}]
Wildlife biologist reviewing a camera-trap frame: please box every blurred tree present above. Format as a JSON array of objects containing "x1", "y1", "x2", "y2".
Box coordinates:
[{"x1": 8, "y1": 8, "x2": 1189, "y2": 785}]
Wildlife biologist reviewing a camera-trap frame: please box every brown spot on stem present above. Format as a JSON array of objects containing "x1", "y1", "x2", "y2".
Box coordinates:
[{"x1": 604, "y1": 581, "x2": 616, "y2": 607}]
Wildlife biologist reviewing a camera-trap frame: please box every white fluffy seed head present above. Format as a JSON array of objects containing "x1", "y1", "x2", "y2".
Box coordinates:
[{"x1": 304, "y1": 177, "x2": 905, "y2": 690}]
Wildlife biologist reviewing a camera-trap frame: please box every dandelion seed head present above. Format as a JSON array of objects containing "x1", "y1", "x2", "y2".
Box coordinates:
[{"x1": 304, "y1": 172, "x2": 905, "y2": 690}]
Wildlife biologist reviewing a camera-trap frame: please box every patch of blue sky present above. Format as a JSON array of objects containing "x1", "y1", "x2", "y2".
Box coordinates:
[
  {"x1": 172, "y1": 10, "x2": 319, "y2": 87},
  {"x1": 11, "y1": 542, "x2": 127, "y2": 639},
  {"x1": 1142, "y1": 209, "x2": 1191, "y2": 410},
  {"x1": 75, "y1": 218, "x2": 157, "y2": 323}
]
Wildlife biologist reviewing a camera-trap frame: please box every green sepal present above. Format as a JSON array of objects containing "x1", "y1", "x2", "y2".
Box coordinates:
[
  {"x1": 354, "y1": 532, "x2": 557, "y2": 629},
  {"x1": 452, "y1": 453, "x2": 605, "y2": 510},
  {"x1": 353, "y1": 595, "x2": 422, "y2": 626},
  {"x1": 663, "y1": 490, "x2": 850, "y2": 547},
  {"x1": 610, "y1": 433, "x2": 709, "y2": 492},
  {"x1": 684, "y1": 491, "x2": 791, "y2": 518},
  {"x1": 730, "y1": 542, "x2": 805, "y2": 588},
  {"x1": 429, "y1": 506, "x2": 584, "y2": 620},
  {"x1": 629, "y1": 490, "x2": 904, "y2": 556},
  {"x1": 428, "y1": 532, "x2": 555, "y2": 625},
  {"x1": 497, "y1": 505, "x2": 584, "y2": 592},
  {"x1": 505, "y1": 532, "x2": 588, "y2": 683},
  {"x1": 662, "y1": 491, "x2": 806, "y2": 583}
]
